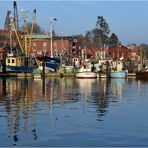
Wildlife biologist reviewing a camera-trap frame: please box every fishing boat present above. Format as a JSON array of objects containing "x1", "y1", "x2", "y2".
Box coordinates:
[
  {"x1": 44, "y1": 56, "x2": 60, "y2": 71},
  {"x1": 0, "y1": 10, "x2": 39, "y2": 73},
  {"x1": 107, "y1": 60, "x2": 127, "y2": 78},
  {"x1": 4, "y1": 53, "x2": 38, "y2": 73},
  {"x1": 75, "y1": 59, "x2": 97, "y2": 78},
  {"x1": 136, "y1": 68, "x2": 148, "y2": 79},
  {"x1": 64, "y1": 65, "x2": 74, "y2": 74},
  {"x1": 107, "y1": 71, "x2": 126, "y2": 78},
  {"x1": 97, "y1": 72, "x2": 107, "y2": 78},
  {"x1": 76, "y1": 72, "x2": 97, "y2": 78},
  {"x1": 36, "y1": 55, "x2": 61, "y2": 72}
]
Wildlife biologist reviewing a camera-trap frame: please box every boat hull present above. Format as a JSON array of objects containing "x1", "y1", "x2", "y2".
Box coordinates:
[
  {"x1": 76, "y1": 72, "x2": 97, "y2": 78},
  {"x1": 5, "y1": 65, "x2": 38, "y2": 73},
  {"x1": 136, "y1": 71, "x2": 148, "y2": 79},
  {"x1": 64, "y1": 66, "x2": 74, "y2": 74},
  {"x1": 97, "y1": 72, "x2": 107, "y2": 78},
  {"x1": 107, "y1": 71, "x2": 127, "y2": 78}
]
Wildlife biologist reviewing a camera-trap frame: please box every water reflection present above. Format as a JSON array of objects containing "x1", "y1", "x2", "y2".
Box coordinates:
[
  {"x1": 95, "y1": 79, "x2": 109, "y2": 120},
  {"x1": 0, "y1": 78, "x2": 78, "y2": 145},
  {"x1": 109, "y1": 78, "x2": 126, "y2": 98},
  {"x1": 0, "y1": 77, "x2": 147, "y2": 146},
  {"x1": 0, "y1": 78, "x2": 37, "y2": 146},
  {"x1": 76, "y1": 78, "x2": 96, "y2": 100}
]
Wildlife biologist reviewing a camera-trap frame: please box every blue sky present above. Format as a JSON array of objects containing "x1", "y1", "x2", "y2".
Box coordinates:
[{"x1": 0, "y1": 1, "x2": 148, "y2": 45}]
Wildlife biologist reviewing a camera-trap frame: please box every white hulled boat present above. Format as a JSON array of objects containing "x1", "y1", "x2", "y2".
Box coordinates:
[{"x1": 75, "y1": 59, "x2": 97, "y2": 78}]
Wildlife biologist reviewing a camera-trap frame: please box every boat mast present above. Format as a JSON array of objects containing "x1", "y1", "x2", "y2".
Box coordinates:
[
  {"x1": 21, "y1": 9, "x2": 29, "y2": 60},
  {"x1": 49, "y1": 17, "x2": 57, "y2": 57},
  {"x1": 13, "y1": 1, "x2": 19, "y2": 31},
  {"x1": 9, "y1": 29, "x2": 12, "y2": 54},
  {"x1": 9, "y1": 14, "x2": 23, "y2": 53},
  {"x1": 28, "y1": 9, "x2": 36, "y2": 55}
]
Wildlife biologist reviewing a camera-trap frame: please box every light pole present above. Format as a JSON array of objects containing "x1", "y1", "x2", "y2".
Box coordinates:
[
  {"x1": 50, "y1": 17, "x2": 57, "y2": 58},
  {"x1": 61, "y1": 32, "x2": 64, "y2": 53}
]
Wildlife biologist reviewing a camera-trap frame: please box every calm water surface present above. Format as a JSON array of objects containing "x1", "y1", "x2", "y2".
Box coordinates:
[{"x1": 0, "y1": 77, "x2": 148, "y2": 147}]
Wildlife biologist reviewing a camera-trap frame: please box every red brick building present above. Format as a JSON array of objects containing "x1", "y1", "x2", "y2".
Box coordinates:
[
  {"x1": 0, "y1": 30, "x2": 72, "y2": 58},
  {"x1": 29, "y1": 34, "x2": 72, "y2": 57},
  {"x1": 108, "y1": 44, "x2": 130, "y2": 60},
  {"x1": 0, "y1": 29, "x2": 19, "y2": 48}
]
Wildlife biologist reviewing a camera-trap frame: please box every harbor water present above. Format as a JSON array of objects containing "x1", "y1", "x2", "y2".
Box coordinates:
[{"x1": 0, "y1": 77, "x2": 148, "y2": 147}]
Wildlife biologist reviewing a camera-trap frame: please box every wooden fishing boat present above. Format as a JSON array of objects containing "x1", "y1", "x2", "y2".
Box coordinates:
[
  {"x1": 97, "y1": 72, "x2": 107, "y2": 78},
  {"x1": 107, "y1": 71, "x2": 127, "y2": 78},
  {"x1": 136, "y1": 69, "x2": 148, "y2": 79},
  {"x1": 64, "y1": 66, "x2": 74, "y2": 74},
  {"x1": 1, "y1": 53, "x2": 38, "y2": 73},
  {"x1": 75, "y1": 59, "x2": 97, "y2": 79},
  {"x1": 37, "y1": 56, "x2": 61, "y2": 72},
  {"x1": 76, "y1": 71, "x2": 97, "y2": 78},
  {"x1": 0, "y1": 10, "x2": 39, "y2": 73},
  {"x1": 107, "y1": 60, "x2": 127, "y2": 78}
]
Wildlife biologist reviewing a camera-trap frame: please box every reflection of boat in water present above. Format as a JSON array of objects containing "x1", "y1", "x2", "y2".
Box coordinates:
[
  {"x1": 76, "y1": 78, "x2": 96, "y2": 84},
  {"x1": 110, "y1": 78, "x2": 126, "y2": 97},
  {"x1": 76, "y1": 79, "x2": 96, "y2": 98}
]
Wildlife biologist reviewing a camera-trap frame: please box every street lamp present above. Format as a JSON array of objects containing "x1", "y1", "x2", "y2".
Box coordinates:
[
  {"x1": 50, "y1": 17, "x2": 57, "y2": 58},
  {"x1": 61, "y1": 32, "x2": 64, "y2": 53}
]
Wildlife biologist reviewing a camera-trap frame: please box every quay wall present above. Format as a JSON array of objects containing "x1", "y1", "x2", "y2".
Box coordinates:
[{"x1": 0, "y1": 72, "x2": 135, "y2": 78}]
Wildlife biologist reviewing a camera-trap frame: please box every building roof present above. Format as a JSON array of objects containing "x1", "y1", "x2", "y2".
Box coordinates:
[
  {"x1": 27, "y1": 33, "x2": 73, "y2": 40},
  {"x1": 85, "y1": 48, "x2": 96, "y2": 57},
  {"x1": 109, "y1": 44, "x2": 128, "y2": 50}
]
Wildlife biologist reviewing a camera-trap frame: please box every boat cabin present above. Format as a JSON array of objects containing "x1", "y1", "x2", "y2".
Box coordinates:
[
  {"x1": 77, "y1": 59, "x2": 92, "y2": 72},
  {"x1": 6, "y1": 55, "x2": 24, "y2": 67}
]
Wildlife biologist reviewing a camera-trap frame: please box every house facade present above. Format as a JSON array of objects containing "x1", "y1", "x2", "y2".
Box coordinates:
[
  {"x1": 0, "y1": 30, "x2": 72, "y2": 59},
  {"x1": 29, "y1": 34, "x2": 72, "y2": 57},
  {"x1": 108, "y1": 44, "x2": 130, "y2": 61}
]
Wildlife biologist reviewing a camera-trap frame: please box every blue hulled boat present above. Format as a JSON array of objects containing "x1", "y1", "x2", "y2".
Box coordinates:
[
  {"x1": 107, "y1": 71, "x2": 127, "y2": 78},
  {"x1": 0, "y1": 54, "x2": 38, "y2": 73},
  {"x1": 107, "y1": 60, "x2": 127, "y2": 78},
  {"x1": 45, "y1": 56, "x2": 60, "y2": 71}
]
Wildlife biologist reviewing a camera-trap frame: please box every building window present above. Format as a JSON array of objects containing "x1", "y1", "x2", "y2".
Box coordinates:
[
  {"x1": 33, "y1": 42, "x2": 37, "y2": 51},
  {"x1": 113, "y1": 52, "x2": 115, "y2": 59},
  {"x1": 43, "y1": 42, "x2": 47, "y2": 53},
  {"x1": 53, "y1": 42, "x2": 57, "y2": 56}
]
